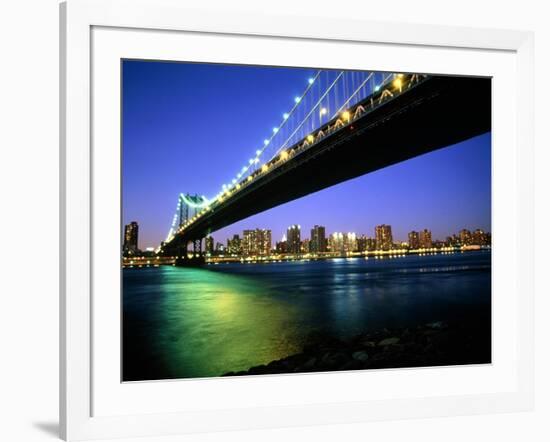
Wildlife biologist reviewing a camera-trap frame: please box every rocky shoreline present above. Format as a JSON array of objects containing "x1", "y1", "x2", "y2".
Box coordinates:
[{"x1": 222, "y1": 319, "x2": 491, "y2": 377}]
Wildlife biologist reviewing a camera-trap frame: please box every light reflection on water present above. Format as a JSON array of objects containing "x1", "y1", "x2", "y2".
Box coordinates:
[{"x1": 123, "y1": 251, "x2": 491, "y2": 381}]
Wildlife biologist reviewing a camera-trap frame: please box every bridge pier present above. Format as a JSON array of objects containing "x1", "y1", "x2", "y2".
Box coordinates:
[
  {"x1": 175, "y1": 238, "x2": 205, "y2": 267},
  {"x1": 193, "y1": 238, "x2": 202, "y2": 258}
]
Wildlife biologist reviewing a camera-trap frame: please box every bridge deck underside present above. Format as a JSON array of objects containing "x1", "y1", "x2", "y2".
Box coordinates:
[{"x1": 167, "y1": 75, "x2": 491, "y2": 249}]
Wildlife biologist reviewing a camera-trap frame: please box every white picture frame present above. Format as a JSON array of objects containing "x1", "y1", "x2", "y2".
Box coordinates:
[{"x1": 60, "y1": 0, "x2": 534, "y2": 440}]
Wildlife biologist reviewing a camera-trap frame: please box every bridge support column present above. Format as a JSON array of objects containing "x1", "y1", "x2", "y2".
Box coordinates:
[
  {"x1": 175, "y1": 238, "x2": 205, "y2": 267},
  {"x1": 193, "y1": 238, "x2": 202, "y2": 258},
  {"x1": 177, "y1": 243, "x2": 185, "y2": 260}
]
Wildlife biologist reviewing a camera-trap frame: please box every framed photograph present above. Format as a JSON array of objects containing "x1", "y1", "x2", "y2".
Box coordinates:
[{"x1": 60, "y1": 0, "x2": 534, "y2": 440}]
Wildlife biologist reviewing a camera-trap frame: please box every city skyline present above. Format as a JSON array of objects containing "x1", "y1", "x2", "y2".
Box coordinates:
[
  {"x1": 123, "y1": 218, "x2": 490, "y2": 255},
  {"x1": 208, "y1": 224, "x2": 490, "y2": 250},
  {"x1": 122, "y1": 61, "x2": 491, "y2": 250}
]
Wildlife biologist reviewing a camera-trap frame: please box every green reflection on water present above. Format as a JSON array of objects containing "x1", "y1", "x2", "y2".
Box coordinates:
[{"x1": 156, "y1": 267, "x2": 302, "y2": 378}]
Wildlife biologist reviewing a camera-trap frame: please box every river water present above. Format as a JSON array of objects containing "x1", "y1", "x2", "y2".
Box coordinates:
[{"x1": 122, "y1": 250, "x2": 491, "y2": 381}]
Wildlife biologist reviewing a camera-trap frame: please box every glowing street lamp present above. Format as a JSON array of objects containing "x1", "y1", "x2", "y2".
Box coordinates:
[{"x1": 319, "y1": 107, "x2": 328, "y2": 116}]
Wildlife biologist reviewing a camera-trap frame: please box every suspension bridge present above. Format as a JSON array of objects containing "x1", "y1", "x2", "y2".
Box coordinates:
[{"x1": 158, "y1": 70, "x2": 491, "y2": 264}]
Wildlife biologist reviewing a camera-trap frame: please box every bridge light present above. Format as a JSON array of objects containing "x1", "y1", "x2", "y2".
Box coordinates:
[
  {"x1": 249, "y1": 159, "x2": 254, "y2": 164},
  {"x1": 280, "y1": 150, "x2": 289, "y2": 160},
  {"x1": 294, "y1": 96, "x2": 301, "y2": 104},
  {"x1": 342, "y1": 111, "x2": 351, "y2": 121},
  {"x1": 263, "y1": 139, "x2": 269, "y2": 146},
  {"x1": 261, "y1": 164, "x2": 268, "y2": 172},
  {"x1": 393, "y1": 78, "x2": 402, "y2": 91},
  {"x1": 256, "y1": 149, "x2": 262, "y2": 155},
  {"x1": 308, "y1": 77, "x2": 315, "y2": 84},
  {"x1": 320, "y1": 108, "x2": 327, "y2": 116},
  {"x1": 237, "y1": 173, "x2": 242, "y2": 178},
  {"x1": 283, "y1": 113, "x2": 289, "y2": 120},
  {"x1": 307, "y1": 134, "x2": 314, "y2": 143},
  {"x1": 374, "y1": 85, "x2": 381, "y2": 92},
  {"x1": 232, "y1": 179, "x2": 237, "y2": 184},
  {"x1": 254, "y1": 158, "x2": 260, "y2": 164},
  {"x1": 397, "y1": 73, "x2": 404, "y2": 78},
  {"x1": 248, "y1": 175, "x2": 253, "y2": 182},
  {"x1": 272, "y1": 127, "x2": 279, "y2": 134}
]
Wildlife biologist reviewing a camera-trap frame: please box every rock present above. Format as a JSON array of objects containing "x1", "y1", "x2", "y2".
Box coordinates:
[
  {"x1": 302, "y1": 357, "x2": 317, "y2": 370},
  {"x1": 362, "y1": 340, "x2": 377, "y2": 348},
  {"x1": 378, "y1": 337, "x2": 400, "y2": 346},
  {"x1": 426, "y1": 321, "x2": 447, "y2": 330},
  {"x1": 320, "y1": 351, "x2": 348, "y2": 368},
  {"x1": 352, "y1": 351, "x2": 369, "y2": 362},
  {"x1": 219, "y1": 319, "x2": 491, "y2": 377}
]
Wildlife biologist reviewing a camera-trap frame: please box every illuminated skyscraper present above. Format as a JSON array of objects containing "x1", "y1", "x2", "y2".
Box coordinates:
[
  {"x1": 408, "y1": 231, "x2": 420, "y2": 249},
  {"x1": 375, "y1": 224, "x2": 393, "y2": 250},
  {"x1": 472, "y1": 229, "x2": 490, "y2": 246},
  {"x1": 356, "y1": 235, "x2": 367, "y2": 252},
  {"x1": 275, "y1": 234, "x2": 287, "y2": 254},
  {"x1": 205, "y1": 236, "x2": 214, "y2": 255},
  {"x1": 310, "y1": 225, "x2": 326, "y2": 253},
  {"x1": 227, "y1": 234, "x2": 242, "y2": 255},
  {"x1": 123, "y1": 221, "x2": 139, "y2": 255},
  {"x1": 357, "y1": 234, "x2": 375, "y2": 252},
  {"x1": 329, "y1": 232, "x2": 344, "y2": 254},
  {"x1": 419, "y1": 229, "x2": 432, "y2": 248},
  {"x1": 242, "y1": 229, "x2": 271, "y2": 256},
  {"x1": 287, "y1": 225, "x2": 301, "y2": 254},
  {"x1": 366, "y1": 237, "x2": 376, "y2": 251},
  {"x1": 260, "y1": 229, "x2": 272, "y2": 255},
  {"x1": 459, "y1": 229, "x2": 472, "y2": 246},
  {"x1": 344, "y1": 232, "x2": 357, "y2": 253}
]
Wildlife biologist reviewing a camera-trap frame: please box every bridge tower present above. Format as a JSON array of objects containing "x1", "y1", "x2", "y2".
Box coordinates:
[
  {"x1": 178, "y1": 195, "x2": 189, "y2": 227},
  {"x1": 173, "y1": 192, "x2": 207, "y2": 266}
]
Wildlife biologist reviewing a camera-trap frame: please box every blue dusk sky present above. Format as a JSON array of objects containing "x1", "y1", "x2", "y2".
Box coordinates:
[{"x1": 122, "y1": 60, "x2": 491, "y2": 249}]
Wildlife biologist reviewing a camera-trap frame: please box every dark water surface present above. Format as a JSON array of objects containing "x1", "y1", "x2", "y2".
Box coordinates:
[{"x1": 123, "y1": 251, "x2": 491, "y2": 381}]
